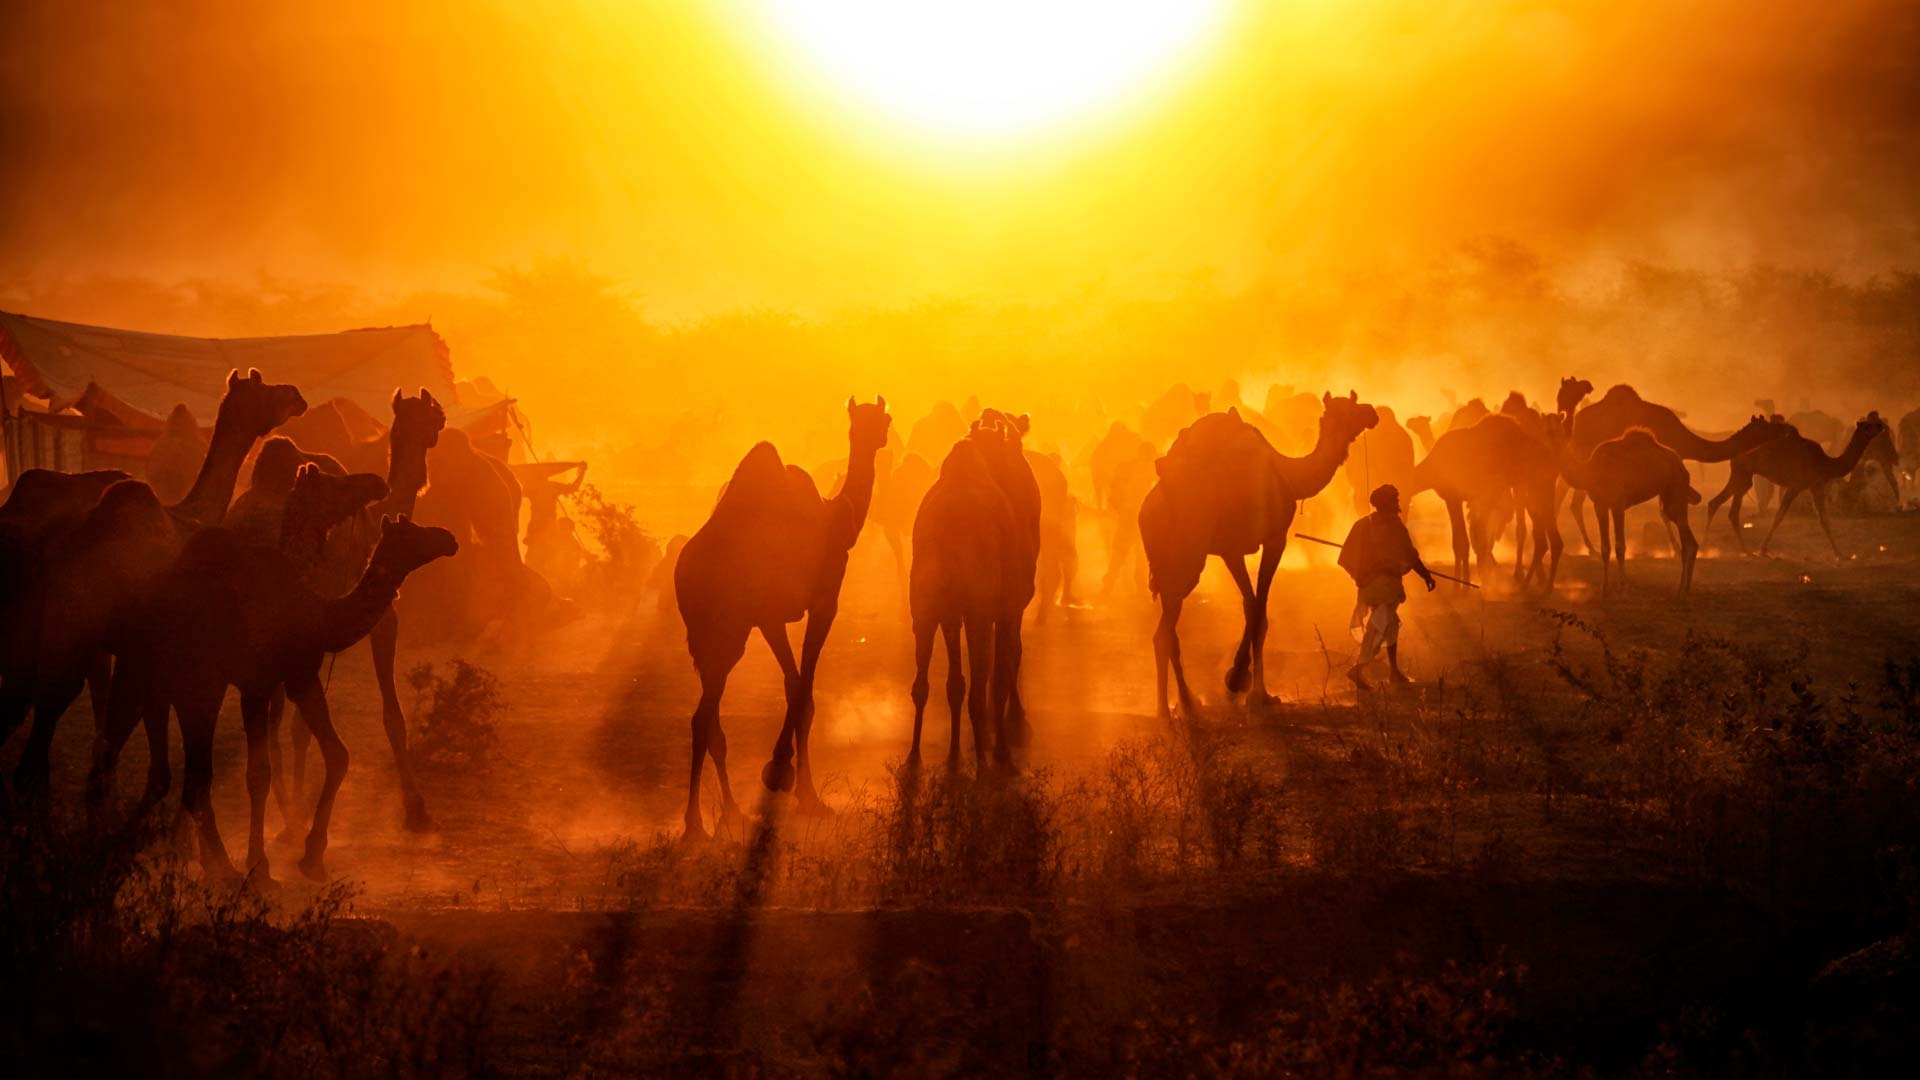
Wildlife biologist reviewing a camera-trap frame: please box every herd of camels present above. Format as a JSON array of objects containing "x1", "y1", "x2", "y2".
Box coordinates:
[{"x1": 0, "y1": 370, "x2": 1908, "y2": 866}]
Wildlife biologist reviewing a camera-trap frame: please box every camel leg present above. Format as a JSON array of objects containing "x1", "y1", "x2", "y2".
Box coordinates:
[
  {"x1": 1444, "y1": 499, "x2": 1470, "y2": 585},
  {"x1": 684, "y1": 628, "x2": 746, "y2": 839},
  {"x1": 1670, "y1": 506, "x2": 1699, "y2": 596},
  {"x1": 1811, "y1": 485, "x2": 1843, "y2": 559},
  {"x1": 908, "y1": 617, "x2": 935, "y2": 767},
  {"x1": 1060, "y1": 529, "x2": 1079, "y2": 607},
  {"x1": 177, "y1": 692, "x2": 239, "y2": 883},
  {"x1": 1595, "y1": 505, "x2": 1613, "y2": 596},
  {"x1": 288, "y1": 677, "x2": 348, "y2": 881},
  {"x1": 1569, "y1": 489, "x2": 1595, "y2": 555},
  {"x1": 1249, "y1": 543, "x2": 1284, "y2": 702},
  {"x1": 1511, "y1": 505, "x2": 1528, "y2": 583},
  {"x1": 1151, "y1": 593, "x2": 1193, "y2": 719},
  {"x1": 779, "y1": 606, "x2": 837, "y2": 811},
  {"x1": 1612, "y1": 508, "x2": 1628, "y2": 587},
  {"x1": 85, "y1": 651, "x2": 162, "y2": 815},
  {"x1": 369, "y1": 612, "x2": 431, "y2": 832},
  {"x1": 1468, "y1": 504, "x2": 1498, "y2": 584},
  {"x1": 1224, "y1": 556, "x2": 1258, "y2": 695},
  {"x1": 17, "y1": 669, "x2": 88, "y2": 800},
  {"x1": 1705, "y1": 469, "x2": 1750, "y2": 548},
  {"x1": 240, "y1": 691, "x2": 275, "y2": 881},
  {"x1": 1035, "y1": 549, "x2": 1057, "y2": 625},
  {"x1": 964, "y1": 617, "x2": 994, "y2": 765},
  {"x1": 1759, "y1": 488, "x2": 1800, "y2": 556},
  {"x1": 942, "y1": 620, "x2": 965, "y2": 768},
  {"x1": 990, "y1": 611, "x2": 1031, "y2": 768},
  {"x1": 758, "y1": 622, "x2": 805, "y2": 810}
]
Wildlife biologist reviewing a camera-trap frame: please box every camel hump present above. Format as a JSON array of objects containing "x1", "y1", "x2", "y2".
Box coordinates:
[
  {"x1": 717, "y1": 442, "x2": 788, "y2": 509},
  {"x1": 1602, "y1": 384, "x2": 1641, "y2": 402}
]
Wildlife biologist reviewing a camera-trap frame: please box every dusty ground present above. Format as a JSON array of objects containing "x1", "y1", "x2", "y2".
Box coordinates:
[{"x1": 16, "y1": 498, "x2": 1919, "y2": 912}]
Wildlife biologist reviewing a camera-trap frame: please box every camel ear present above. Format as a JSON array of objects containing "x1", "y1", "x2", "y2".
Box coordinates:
[
  {"x1": 380, "y1": 514, "x2": 394, "y2": 533},
  {"x1": 847, "y1": 395, "x2": 856, "y2": 415},
  {"x1": 1227, "y1": 406, "x2": 1240, "y2": 422},
  {"x1": 420, "y1": 387, "x2": 434, "y2": 405},
  {"x1": 1349, "y1": 390, "x2": 1358, "y2": 402},
  {"x1": 1322, "y1": 391, "x2": 1332, "y2": 406},
  {"x1": 1016, "y1": 413, "x2": 1030, "y2": 434},
  {"x1": 247, "y1": 368, "x2": 263, "y2": 383},
  {"x1": 227, "y1": 369, "x2": 242, "y2": 390},
  {"x1": 296, "y1": 463, "x2": 318, "y2": 480},
  {"x1": 393, "y1": 388, "x2": 404, "y2": 412},
  {"x1": 877, "y1": 395, "x2": 886, "y2": 411}
]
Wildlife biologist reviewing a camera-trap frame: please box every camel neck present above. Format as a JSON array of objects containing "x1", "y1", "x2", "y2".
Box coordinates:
[
  {"x1": 1662, "y1": 424, "x2": 1744, "y2": 462},
  {"x1": 1553, "y1": 441, "x2": 1598, "y2": 491},
  {"x1": 831, "y1": 445, "x2": 880, "y2": 547},
  {"x1": 382, "y1": 440, "x2": 429, "y2": 517},
  {"x1": 1828, "y1": 430, "x2": 1878, "y2": 480},
  {"x1": 171, "y1": 419, "x2": 254, "y2": 525},
  {"x1": 1278, "y1": 420, "x2": 1352, "y2": 499},
  {"x1": 318, "y1": 560, "x2": 403, "y2": 654}
]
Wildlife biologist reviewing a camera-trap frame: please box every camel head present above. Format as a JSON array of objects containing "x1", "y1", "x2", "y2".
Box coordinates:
[
  {"x1": 220, "y1": 368, "x2": 308, "y2": 440},
  {"x1": 371, "y1": 513, "x2": 460, "y2": 580},
  {"x1": 391, "y1": 387, "x2": 447, "y2": 452},
  {"x1": 847, "y1": 396, "x2": 891, "y2": 455},
  {"x1": 1320, "y1": 390, "x2": 1380, "y2": 445},
  {"x1": 289, "y1": 464, "x2": 389, "y2": 534},
  {"x1": 1556, "y1": 376, "x2": 1594, "y2": 416},
  {"x1": 250, "y1": 436, "x2": 307, "y2": 494},
  {"x1": 978, "y1": 408, "x2": 1032, "y2": 446}
]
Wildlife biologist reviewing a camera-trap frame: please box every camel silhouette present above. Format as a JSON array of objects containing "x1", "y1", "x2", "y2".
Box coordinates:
[
  {"x1": 1089, "y1": 421, "x2": 1156, "y2": 511},
  {"x1": 1099, "y1": 437, "x2": 1159, "y2": 597},
  {"x1": 1343, "y1": 406, "x2": 1418, "y2": 520},
  {"x1": 1706, "y1": 415, "x2": 1891, "y2": 558},
  {"x1": 870, "y1": 450, "x2": 936, "y2": 614},
  {"x1": 226, "y1": 436, "x2": 348, "y2": 548},
  {"x1": 907, "y1": 419, "x2": 1029, "y2": 770},
  {"x1": 84, "y1": 463, "x2": 388, "y2": 820},
  {"x1": 1405, "y1": 415, "x2": 1437, "y2": 455},
  {"x1": 145, "y1": 404, "x2": 209, "y2": 505},
  {"x1": 1560, "y1": 384, "x2": 1789, "y2": 551},
  {"x1": 0, "y1": 370, "x2": 305, "y2": 803},
  {"x1": 1548, "y1": 427, "x2": 1701, "y2": 595},
  {"x1": 673, "y1": 397, "x2": 892, "y2": 840},
  {"x1": 272, "y1": 390, "x2": 446, "y2": 832},
  {"x1": 1139, "y1": 393, "x2": 1378, "y2": 717},
  {"x1": 120, "y1": 515, "x2": 454, "y2": 883},
  {"x1": 1407, "y1": 413, "x2": 1562, "y2": 591},
  {"x1": 1027, "y1": 447, "x2": 1077, "y2": 622}
]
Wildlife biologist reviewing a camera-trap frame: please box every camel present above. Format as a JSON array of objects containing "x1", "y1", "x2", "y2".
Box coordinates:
[
  {"x1": 1547, "y1": 427, "x2": 1700, "y2": 596},
  {"x1": 1405, "y1": 415, "x2": 1437, "y2": 455},
  {"x1": 907, "y1": 421, "x2": 1024, "y2": 770},
  {"x1": 1261, "y1": 387, "x2": 1324, "y2": 456},
  {"x1": 0, "y1": 369, "x2": 305, "y2": 800},
  {"x1": 1407, "y1": 414, "x2": 1562, "y2": 591},
  {"x1": 276, "y1": 390, "x2": 445, "y2": 831},
  {"x1": 1138, "y1": 393, "x2": 1378, "y2": 718},
  {"x1": 1344, "y1": 406, "x2": 1418, "y2": 519},
  {"x1": 145, "y1": 404, "x2": 209, "y2": 505},
  {"x1": 1027, "y1": 447, "x2": 1077, "y2": 621},
  {"x1": 1088, "y1": 421, "x2": 1155, "y2": 510},
  {"x1": 1442, "y1": 398, "x2": 1490, "y2": 434},
  {"x1": 673, "y1": 397, "x2": 891, "y2": 840},
  {"x1": 1143, "y1": 384, "x2": 1210, "y2": 448},
  {"x1": 112, "y1": 515, "x2": 456, "y2": 882},
  {"x1": 1560, "y1": 383, "x2": 1791, "y2": 551},
  {"x1": 1100, "y1": 439, "x2": 1159, "y2": 596},
  {"x1": 83, "y1": 463, "x2": 389, "y2": 820},
  {"x1": 1830, "y1": 425, "x2": 1902, "y2": 515},
  {"x1": 226, "y1": 436, "x2": 348, "y2": 547},
  {"x1": 968, "y1": 410, "x2": 1041, "y2": 746},
  {"x1": 1705, "y1": 415, "x2": 1891, "y2": 558},
  {"x1": 870, "y1": 450, "x2": 936, "y2": 613},
  {"x1": 906, "y1": 401, "x2": 968, "y2": 466}
]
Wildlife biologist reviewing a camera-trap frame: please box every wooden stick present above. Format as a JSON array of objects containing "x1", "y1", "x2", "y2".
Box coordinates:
[{"x1": 1292, "y1": 532, "x2": 1480, "y2": 589}]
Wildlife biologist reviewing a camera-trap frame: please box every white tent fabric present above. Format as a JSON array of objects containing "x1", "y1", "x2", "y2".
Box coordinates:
[{"x1": 0, "y1": 310, "x2": 456, "y2": 426}]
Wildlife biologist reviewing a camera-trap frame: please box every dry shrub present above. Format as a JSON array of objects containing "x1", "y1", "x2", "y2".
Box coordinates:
[
  {"x1": 0, "y1": 815, "x2": 497, "y2": 1078},
  {"x1": 874, "y1": 765, "x2": 1062, "y2": 904},
  {"x1": 564, "y1": 482, "x2": 659, "y2": 600},
  {"x1": 406, "y1": 659, "x2": 503, "y2": 771}
]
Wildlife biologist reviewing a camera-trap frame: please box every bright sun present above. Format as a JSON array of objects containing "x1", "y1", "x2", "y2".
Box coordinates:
[{"x1": 756, "y1": 0, "x2": 1231, "y2": 136}]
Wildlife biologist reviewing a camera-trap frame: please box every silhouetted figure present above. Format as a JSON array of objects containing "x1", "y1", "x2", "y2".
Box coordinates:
[
  {"x1": 1707, "y1": 415, "x2": 1891, "y2": 559},
  {"x1": 906, "y1": 401, "x2": 967, "y2": 466},
  {"x1": 1138, "y1": 393, "x2": 1378, "y2": 717},
  {"x1": 1088, "y1": 421, "x2": 1154, "y2": 511},
  {"x1": 1142, "y1": 383, "x2": 1209, "y2": 448},
  {"x1": 1027, "y1": 447, "x2": 1077, "y2": 621},
  {"x1": 673, "y1": 397, "x2": 891, "y2": 840},
  {"x1": 1561, "y1": 384, "x2": 1791, "y2": 553},
  {"x1": 226, "y1": 436, "x2": 347, "y2": 548},
  {"x1": 1340, "y1": 485, "x2": 1435, "y2": 690},
  {"x1": 0, "y1": 370, "x2": 306, "y2": 804},
  {"x1": 145, "y1": 403, "x2": 209, "y2": 505},
  {"x1": 1100, "y1": 440, "x2": 1157, "y2": 596},
  {"x1": 1548, "y1": 425, "x2": 1701, "y2": 595},
  {"x1": 1408, "y1": 414, "x2": 1562, "y2": 591}
]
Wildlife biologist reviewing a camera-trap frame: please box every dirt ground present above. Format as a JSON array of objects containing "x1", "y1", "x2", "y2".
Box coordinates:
[{"x1": 18, "y1": 498, "x2": 1919, "y2": 913}]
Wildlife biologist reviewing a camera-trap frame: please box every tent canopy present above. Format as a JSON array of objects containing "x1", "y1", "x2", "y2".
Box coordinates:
[{"x1": 0, "y1": 310, "x2": 456, "y2": 428}]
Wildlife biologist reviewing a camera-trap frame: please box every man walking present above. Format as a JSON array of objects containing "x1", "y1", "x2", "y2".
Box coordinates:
[{"x1": 1338, "y1": 484, "x2": 1435, "y2": 689}]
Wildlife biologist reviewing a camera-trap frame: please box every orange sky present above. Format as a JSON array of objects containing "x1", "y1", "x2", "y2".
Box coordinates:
[
  {"x1": 1, "y1": 1, "x2": 1916, "y2": 457},
  {"x1": 2, "y1": 0, "x2": 1914, "y2": 319}
]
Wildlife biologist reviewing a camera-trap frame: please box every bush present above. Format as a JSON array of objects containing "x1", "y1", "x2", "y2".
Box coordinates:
[{"x1": 406, "y1": 659, "x2": 504, "y2": 771}]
